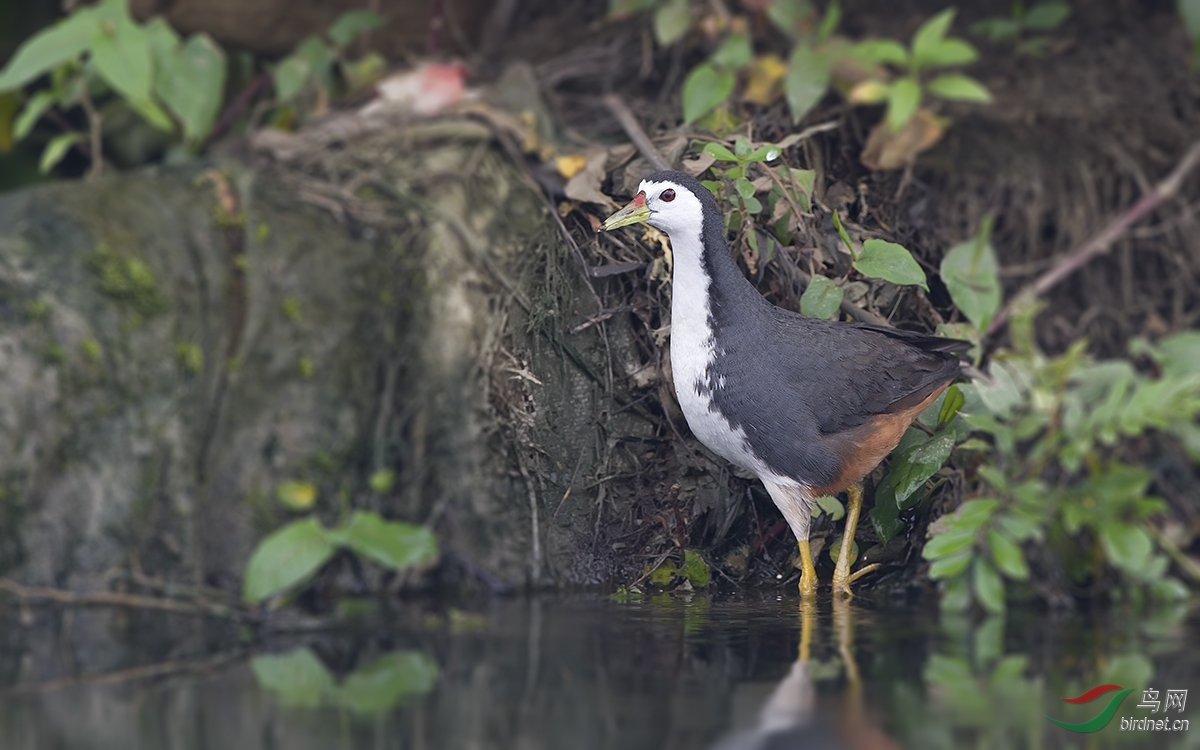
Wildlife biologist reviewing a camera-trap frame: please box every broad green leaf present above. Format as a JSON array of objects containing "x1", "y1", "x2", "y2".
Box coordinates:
[
  {"x1": 276, "y1": 479, "x2": 317, "y2": 510},
  {"x1": 1099, "y1": 523, "x2": 1154, "y2": 576},
  {"x1": 799, "y1": 273, "x2": 843, "y2": 319},
  {"x1": 986, "y1": 528, "x2": 1029, "y2": 580},
  {"x1": 0, "y1": 12, "x2": 95, "y2": 91},
  {"x1": 327, "y1": 10, "x2": 384, "y2": 47},
  {"x1": 923, "y1": 525, "x2": 977, "y2": 559},
  {"x1": 785, "y1": 43, "x2": 831, "y2": 122},
  {"x1": 653, "y1": 0, "x2": 691, "y2": 45},
  {"x1": 766, "y1": 0, "x2": 819, "y2": 38},
  {"x1": 880, "y1": 430, "x2": 955, "y2": 508},
  {"x1": 712, "y1": 32, "x2": 753, "y2": 69},
  {"x1": 911, "y1": 8, "x2": 957, "y2": 68},
  {"x1": 743, "y1": 194, "x2": 763, "y2": 214},
  {"x1": 682, "y1": 62, "x2": 734, "y2": 123},
  {"x1": 1156, "y1": 331, "x2": 1200, "y2": 377},
  {"x1": 919, "y1": 39, "x2": 978, "y2": 68},
  {"x1": 972, "y1": 558, "x2": 1005, "y2": 613},
  {"x1": 242, "y1": 517, "x2": 335, "y2": 603},
  {"x1": 869, "y1": 493, "x2": 903, "y2": 544},
  {"x1": 747, "y1": 144, "x2": 779, "y2": 162},
  {"x1": 735, "y1": 176, "x2": 755, "y2": 198},
  {"x1": 954, "y1": 498, "x2": 1001, "y2": 529},
  {"x1": 929, "y1": 549, "x2": 972, "y2": 579},
  {"x1": 813, "y1": 494, "x2": 845, "y2": 520},
  {"x1": 90, "y1": 12, "x2": 155, "y2": 112},
  {"x1": 331, "y1": 511, "x2": 438, "y2": 572},
  {"x1": 251, "y1": 648, "x2": 335, "y2": 707},
  {"x1": 157, "y1": 33, "x2": 226, "y2": 148},
  {"x1": 997, "y1": 514, "x2": 1041, "y2": 543},
  {"x1": 941, "y1": 223, "x2": 1001, "y2": 332},
  {"x1": 14, "y1": 90, "x2": 55, "y2": 140},
  {"x1": 273, "y1": 55, "x2": 311, "y2": 103},
  {"x1": 927, "y1": 73, "x2": 992, "y2": 102},
  {"x1": 703, "y1": 141, "x2": 736, "y2": 162},
  {"x1": 336, "y1": 651, "x2": 438, "y2": 714},
  {"x1": 294, "y1": 36, "x2": 335, "y2": 89},
  {"x1": 1023, "y1": 1, "x2": 1071, "y2": 31},
  {"x1": 852, "y1": 39, "x2": 909, "y2": 65},
  {"x1": 854, "y1": 238, "x2": 929, "y2": 290},
  {"x1": 39, "y1": 132, "x2": 83, "y2": 173},
  {"x1": 828, "y1": 537, "x2": 858, "y2": 565},
  {"x1": 734, "y1": 135, "x2": 751, "y2": 158},
  {"x1": 885, "y1": 76, "x2": 921, "y2": 130}
]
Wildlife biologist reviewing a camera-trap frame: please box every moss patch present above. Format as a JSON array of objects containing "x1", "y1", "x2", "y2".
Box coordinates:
[{"x1": 89, "y1": 242, "x2": 166, "y2": 317}]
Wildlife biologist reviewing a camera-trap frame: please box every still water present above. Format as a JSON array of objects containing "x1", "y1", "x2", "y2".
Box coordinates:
[{"x1": 0, "y1": 592, "x2": 1196, "y2": 749}]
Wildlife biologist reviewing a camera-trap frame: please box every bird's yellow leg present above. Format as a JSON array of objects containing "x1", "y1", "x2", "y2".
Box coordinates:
[
  {"x1": 832, "y1": 484, "x2": 864, "y2": 596},
  {"x1": 797, "y1": 538, "x2": 819, "y2": 597}
]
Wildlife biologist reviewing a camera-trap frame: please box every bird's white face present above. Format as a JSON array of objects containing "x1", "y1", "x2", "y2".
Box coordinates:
[{"x1": 599, "y1": 179, "x2": 704, "y2": 241}]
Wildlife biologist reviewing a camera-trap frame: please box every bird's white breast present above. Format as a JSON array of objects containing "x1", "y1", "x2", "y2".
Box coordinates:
[{"x1": 668, "y1": 231, "x2": 773, "y2": 478}]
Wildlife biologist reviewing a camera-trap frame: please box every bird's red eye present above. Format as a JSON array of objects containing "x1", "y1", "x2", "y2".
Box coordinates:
[{"x1": 660, "y1": 189, "x2": 675, "y2": 202}]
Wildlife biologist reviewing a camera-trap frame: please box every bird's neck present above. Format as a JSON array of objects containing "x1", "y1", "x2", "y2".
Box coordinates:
[{"x1": 669, "y1": 219, "x2": 761, "y2": 329}]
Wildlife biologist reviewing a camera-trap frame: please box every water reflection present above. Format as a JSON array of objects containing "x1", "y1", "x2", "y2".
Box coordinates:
[{"x1": 0, "y1": 594, "x2": 1195, "y2": 749}]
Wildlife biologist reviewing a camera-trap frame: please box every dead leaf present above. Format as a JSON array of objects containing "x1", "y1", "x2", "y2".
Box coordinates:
[
  {"x1": 564, "y1": 149, "x2": 615, "y2": 207},
  {"x1": 555, "y1": 154, "x2": 588, "y2": 179},
  {"x1": 860, "y1": 108, "x2": 945, "y2": 171}
]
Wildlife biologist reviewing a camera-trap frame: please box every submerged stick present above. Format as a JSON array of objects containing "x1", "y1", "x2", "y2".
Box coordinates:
[{"x1": 987, "y1": 139, "x2": 1200, "y2": 337}]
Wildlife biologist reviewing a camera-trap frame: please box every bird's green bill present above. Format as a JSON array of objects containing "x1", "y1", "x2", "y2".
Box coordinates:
[{"x1": 600, "y1": 192, "x2": 649, "y2": 231}]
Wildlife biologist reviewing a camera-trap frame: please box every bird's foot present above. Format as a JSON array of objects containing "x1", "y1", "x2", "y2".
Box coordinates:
[{"x1": 797, "y1": 539, "x2": 819, "y2": 598}]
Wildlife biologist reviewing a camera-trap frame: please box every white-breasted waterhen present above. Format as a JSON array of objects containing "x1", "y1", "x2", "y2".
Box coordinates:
[{"x1": 601, "y1": 171, "x2": 967, "y2": 596}]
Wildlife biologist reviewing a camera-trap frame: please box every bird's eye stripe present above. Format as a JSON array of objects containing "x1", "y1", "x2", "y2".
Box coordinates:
[{"x1": 661, "y1": 189, "x2": 675, "y2": 202}]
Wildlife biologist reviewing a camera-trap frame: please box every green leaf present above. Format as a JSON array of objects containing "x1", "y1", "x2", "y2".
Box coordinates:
[
  {"x1": 273, "y1": 54, "x2": 311, "y2": 103},
  {"x1": 929, "y1": 549, "x2": 972, "y2": 579},
  {"x1": 911, "y1": 8, "x2": 957, "y2": 68},
  {"x1": 242, "y1": 517, "x2": 336, "y2": 603},
  {"x1": 937, "y1": 384, "x2": 965, "y2": 427},
  {"x1": 252, "y1": 647, "x2": 335, "y2": 708},
  {"x1": 766, "y1": 0, "x2": 818, "y2": 38},
  {"x1": 885, "y1": 76, "x2": 921, "y2": 130},
  {"x1": 735, "y1": 176, "x2": 755, "y2": 198},
  {"x1": 986, "y1": 528, "x2": 1029, "y2": 580},
  {"x1": 972, "y1": 558, "x2": 1006, "y2": 613},
  {"x1": 327, "y1": 10, "x2": 384, "y2": 47},
  {"x1": 0, "y1": 12, "x2": 95, "y2": 91},
  {"x1": 1023, "y1": 1, "x2": 1070, "y2": 31},
  {"x1": 1099, "y1": 523, "x2": 1154, "y2": 576},
  {"x1": 816, "y1": 0, "x2": 842, "y2": 41},
  {"x1": 997, "y1": 513, "x2": 1041, "y2": 543},
  {"x1": 927, "y1": 73, "x2": 992, "y2": 102},
  {"x1": 813, "y1": 494, "x2": 845, "y2": 521},
  {"x1": 971, "y1": 18, "x2": 1021, "y2": 42},
  {"x1": 653, "y1": 0, "x2": 691, "y2": 45},
  {"x1": 712, "y1": 32, "x2": 753, "y2": 70},
  {"x1": 156, "y1": 33, "x2": 226, "y2": 148},
  {"x1": 734, "y1": 135, "x2": 751, "y2": 158},
  {"x1": 852, "y1": 39, "x2": 909, "y2": 65},
  {"x1": 747, "y1": 144, "x2": 780, "y2": 162},
  {"x1": 330, "y1": 511, "x2": 438, "y2": 572},
  {"x1": 954, "y1": 498, "x2": 1001, "y2": 529},
  {"x1": 681, "y1": 549, "x2": 710, "y2": 587},
  {"x1": 869, "y1": 492, "x2": 904, "y2": 544},
  {"x1": 1156, "y1": 331, "x2": 1200, "y2": 377},
  {"x1": 90, "y1": 12, "x2": 156, "y2": 114},
  {"x1": 682, "y1": 62, "x2": 734, "y2": 123},
  {"x1": 39, "y1": 132, "x2": 83, "y2": 173},
  {"x1": 880, "y1": 430, "x2": 955, "y2": 509},
  {"x1": 276, "y1": 480, "x2": 317, "y2": 510},
  {"x1": 784, "y1": 43, "x2": 831, "y2": 123},
  {"x1": 743, "y1": 194, "x2": 763, "y2": 214},
  {"x1": 923, "y1": 525, "x2": 977, "y2": 559},
  {"x1": 336, "y1": 651, "x2": 438, "y2": 714},
  {"x1": 703, "y1": 141, "x2": 737, "y2": 162},
  {"x1": 854, "y1": 238, "x2": 929, "y2": 290},
  {"x1": 941, "y1": 221, "x2": 1001, "y2": 332},
  {"x1": 799, "y1": 274, "x2": 843, "y2": 319},
  {"x1": 919, "y1": 39, "x2": 978, "y2": 68},
  {"x1": 14, "y1": 90, "x2": 54, "y2": 140},
  {"x1": 369, "y1": 468, "x2": 396, "y2": 493}
]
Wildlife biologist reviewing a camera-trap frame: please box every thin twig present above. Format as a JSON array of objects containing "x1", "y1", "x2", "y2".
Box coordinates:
[
  {"x1": 603, "y1": 94, "x2": 670, "y2": 171},
  {"x1": 987, "y1": 139, "x2": 1200, "y2": 337},
  {"x1": 78, "y1": 86, "x2": 103, "y2": 179},
  {"x1": 0, "y1": 578, "x2": 248, "y2": 620}
]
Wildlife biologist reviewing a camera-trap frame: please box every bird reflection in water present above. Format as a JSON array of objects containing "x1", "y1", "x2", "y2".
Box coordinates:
[{"x1": 711, "y1": 599, "x2": 899, "y2": 750}]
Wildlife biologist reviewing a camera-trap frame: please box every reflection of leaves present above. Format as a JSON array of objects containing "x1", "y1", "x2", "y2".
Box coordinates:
[
  {"x1": 253, "y1": 648, "x2": 438, "y2": 715},
  {"x1": 252, "y1": 648, "x2": 335, "y2": 708}
]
